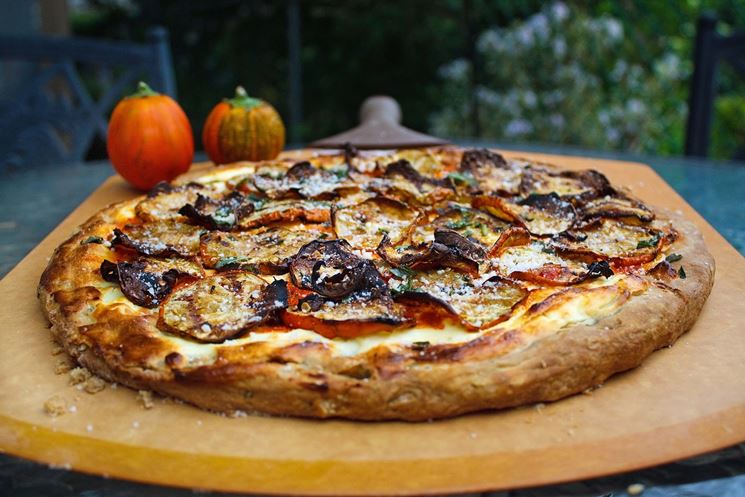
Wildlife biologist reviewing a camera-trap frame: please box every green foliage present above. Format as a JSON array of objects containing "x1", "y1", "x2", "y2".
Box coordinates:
[{"x1": 70, "y1": 0, "x2": 745, "y2": 158}]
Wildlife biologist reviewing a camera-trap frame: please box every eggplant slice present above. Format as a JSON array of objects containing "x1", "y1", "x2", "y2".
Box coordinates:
[
  {"x1": 237, "y1": 199, "x2": 331, "y2": 229},
  {"x1": 409, "y1": 205, "x2": 509, "y2": 250},
  {"x1": 178, "y1": 191, "x2": 255, "y2": 230},
  {"x1": 377, "y1": 229, "x2": 484, "y2": 276},
  {"x1": 113, "y1": 220, "x2": 204, "y2": 257},
  {"x1": 581, "y1": 195, "x2": 654, "y2": 223},
  {"x1": 473, "y1": 193, "x2": 577, "y2": 236},
  {"x1": 519, "y1": 167, "x2": 613, "y2": 201},
  {"x1": 290, "y1": 240, "x2": 388, "y2": 299},
  {"x1": 368, "y1": 159, "x2": 454, "y2": 206},
  {"x1": 135, "y1": 182, "x2": 207, "y2": 221},
  {"x1": 282, "y1": 292, "x2": 408, "y2": 339},
  {"x1": 458, "y1": 149, "x2": 522, "y2": 195},
  {"x1": 552, "y1": 218, "x2": 664, "y2": 264},
  {"x1": 253, "y1": 161, "x2": 350, "y2": 199},
  {"x1": 159, "y1": 272, "x2": 288, "y2": 342},
  {"x1": 394, "y1": 268, "x2": 527, "y2": 329},
  {"x1": 200, "y1": 226, "x2": 329, "y2": 274},
  {"x1": 333, "y1": 196, "x2": 419, "y2": 251},
  {"x1": 99, "y1": 257, "x2": 202, "y2": 308}
]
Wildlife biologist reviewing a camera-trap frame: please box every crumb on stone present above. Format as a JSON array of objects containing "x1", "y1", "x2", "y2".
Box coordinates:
[
  {"x1": 137, "y1": 390, "x2": 154, "y2": 409},
  {"x1": 83, "y1": 376, "x2": 107, "y2": 394},
  {"x1": 69, "y1": 367, "x2": 92, "y2": 386},
  {"x1": 627, "y1": 483, "x2": 645, "y2": 495},
  {"x1": 43, "y1": 395, "x2": 68, "y2": 417},
  {"x1": 54, "y1": 357, "x2": 73, "y2": 375}
]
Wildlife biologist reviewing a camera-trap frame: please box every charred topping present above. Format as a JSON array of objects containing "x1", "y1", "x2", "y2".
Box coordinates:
[
  {"x1": 290, "y1": 240, "x2": 389, "y2": 300},
  {"x1": 460, "y1": 149, "x2": 508, "y2": 172},
  {"x1": 384, "y1": 159, "x2": 446, "y2": 188},
  {"x1": 99, "y1": 259, "x2": 179, "y2": 308},
  {"x1": 586, "y1": 260, "x2": 614, "y2": 279},
  {"x1": 178, "y1": 191, "x2": 254, "y2": 230}
]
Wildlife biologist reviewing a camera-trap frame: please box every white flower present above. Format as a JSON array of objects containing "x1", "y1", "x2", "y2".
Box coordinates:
[
  {"x1": 438, "y1": 58, "x2": 470, "y2": 80},
  {"x1": 505, "y1": 119, "x2": 534, "y2": 137},
  {"x1": 611, "y1": 60, "x2": 628, "y2": 82},
  {"x1": 552, "y1": 37, "x2": 567, "y2": 58},
  {"x1": 522, "y1": 90, "x2": 538, "y2": 108},
  {"x1": 605, "y1": 127, "x2": 621, "y2": 143},
  {"x1": 478, "y1": 29, "x2": 503, "y2": 52},
  {"x1": 626, "y1": 99, "x2": 645, "y2": 114},
  {"x1": 526, "y1": 12, "x2": 550, "y2": 40},
  {"x1": 603, "y1": 18, "x2": 623, "y2": 41},
  {"x1": 549, "y1": 114, "x2": 565, "y2": 129},
  {"x1": 550, "y1": 2, "x2": 570, "y2": 22},
  {"x1": 516, "y1": 24, "x2": 535, "y2": 46},
  {"x1": 476, "y1": 86, "x2": 500, "y2": 106}
]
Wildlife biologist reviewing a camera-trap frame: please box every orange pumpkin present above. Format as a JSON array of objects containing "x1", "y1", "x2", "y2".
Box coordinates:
[
  {"x1": 107, "y1": 82, "x2": 194, "y2": 190},
  {"x1": 202, "y1": 86, "x2": 285, "y2": 164}
]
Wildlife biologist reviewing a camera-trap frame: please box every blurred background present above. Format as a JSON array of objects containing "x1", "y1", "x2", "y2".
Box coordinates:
[{"x1": 1, "y1": 0, "x2": 744, "y2": 162}]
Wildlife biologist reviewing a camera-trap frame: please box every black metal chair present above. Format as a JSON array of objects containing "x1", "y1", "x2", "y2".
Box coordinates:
[
  {"x1": 685, "y1": 14, "x2": 745, "y2": 158},
  {"x1": 0, "y1": 27, "x2": 176, "y2": 169}
]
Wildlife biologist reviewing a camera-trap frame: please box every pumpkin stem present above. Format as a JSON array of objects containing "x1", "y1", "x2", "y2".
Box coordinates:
[
  {"x1": 130, "y1": 81, "x2": 159, "y2": 98},
  {"x1": 227, "y1": 86, "x2": 263, "y2": 110}
]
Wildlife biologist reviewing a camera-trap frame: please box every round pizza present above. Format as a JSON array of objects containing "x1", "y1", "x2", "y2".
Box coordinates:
[{"x1": 39, "y1": 147, "x2": 715, "y2": 420}]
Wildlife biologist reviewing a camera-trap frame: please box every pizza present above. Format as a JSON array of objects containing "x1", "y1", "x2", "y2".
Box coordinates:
[{"x1": 38, "y1": 147, "x2": 715, "y2": 420}]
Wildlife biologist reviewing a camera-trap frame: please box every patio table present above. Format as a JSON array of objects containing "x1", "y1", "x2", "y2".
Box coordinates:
[{"x1": 1, "y1": 144, "x2": 744, "y2": 497}]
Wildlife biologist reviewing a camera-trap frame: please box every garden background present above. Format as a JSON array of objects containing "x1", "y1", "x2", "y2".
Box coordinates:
[{"x1": 72, "y1": 0, "x2": 745, "y2": 159}]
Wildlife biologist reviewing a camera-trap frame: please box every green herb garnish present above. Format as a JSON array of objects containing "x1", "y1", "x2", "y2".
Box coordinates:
[
  {"x1": 81, "y1": 236, "x2": 104, "y2": 245},
  {"x1": 665, "y1": 253, "x2": 682, "y2": 263},
  {"x1": 678, "y1": 266, "x2": 687, "y2": 279},
  {"x1": 411, "y1": 341, "x2": 430, "y2": 350},
  {"x1": 215, "y1": 256, "x2": 248, "y2": 269},
  {"x1": 447, "y1": 172, "x2": 477, "y2": 187},
  {"x1": 636, "y1": 234, "x2": 661, "y2": 249}
]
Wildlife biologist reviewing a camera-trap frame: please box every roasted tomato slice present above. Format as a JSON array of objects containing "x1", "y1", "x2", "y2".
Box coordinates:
[
  {"x1": 491, "y1": 241, "x2": 605, "y2": 286},
  {"x1": 392, "y1": 268, "x2": 527, "y2": 329},
  {"x1": 281, "y1": 293, "x2": 408, "y2": 339},
  {"x1": 473, "y1": 193, "x2": 577, "y2": 236},
  {"x1": 159, "y1": 272, "x2": 287, "y2": 342},
  {"x1": 332, "y1": 196, "x2": 419, "y2": 251},
  {"x1": 135, "y1": 182, "x2": 207, "y2": 222},
  {"x1": 113, "y1": 220, "x2": 204, "y2": 257},
  {"x1": 581, "y1": 195, "x2": 654, "y2": 223},
  {"x1": 552, "y1": 218, "x2": 665, "y2": 265},
  {"x1": 200, "y1": 226, "x2": 329, "y2": 274},
  {"x1": 237, "y1": 199, "x2": 331, "y2": 229}
]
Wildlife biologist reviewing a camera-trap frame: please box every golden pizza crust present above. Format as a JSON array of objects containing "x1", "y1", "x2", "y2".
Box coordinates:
[{"x1": 38, "y1": 149, "x2": 715, "y2": 421}]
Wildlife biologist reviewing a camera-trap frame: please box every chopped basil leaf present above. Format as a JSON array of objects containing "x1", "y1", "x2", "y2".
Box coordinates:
[
  {"x1": 678, "y1": 266, "x2": 687, "y2": 279},
  {"x1": 411, "y1": 341, "x2": 430, "y2": 350},
  {"x1": 215, "y1": 256, "x2": 248, "y2": 269},
  {"x1": 665, "y1": 253, "x2": 682, "y2": 263},
  {"x1": 447, "y1": 172, "x2": 477, "y2": 187},
  {"x1": 636, "y1": 234, "x2": 660, "y2": 249},
  {"x1": 81, "y1": 236, "x2": 104, "y2": 245}
]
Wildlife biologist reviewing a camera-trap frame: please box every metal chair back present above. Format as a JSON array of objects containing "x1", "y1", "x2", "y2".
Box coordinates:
[
  {"x1": 685, "y1": 14, "x2": 745, "y2": 158},
  {"x1": 0, "y1": 27, "x2": 175, "y2": 169}
]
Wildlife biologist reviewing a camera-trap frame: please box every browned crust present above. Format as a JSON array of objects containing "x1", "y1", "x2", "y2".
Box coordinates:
[{"x1": 38, "y1": 153, "x2": 715, "y2": 421}]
